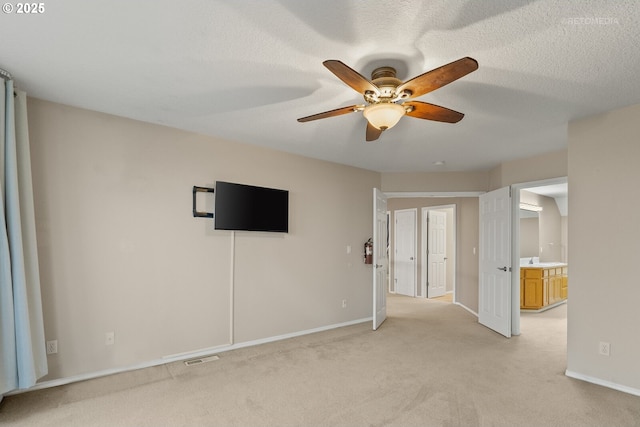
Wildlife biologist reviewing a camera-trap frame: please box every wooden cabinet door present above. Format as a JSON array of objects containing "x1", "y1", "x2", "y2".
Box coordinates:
[
  {"x1": 561, "y1": 276, "x2": 568, "y2": 299},
  {"x1": 523, "y1": 278, "x2": 543, "y2": 309},
  {"x1": 521, "y1": 268, "x2": 543, "y2": 309}
]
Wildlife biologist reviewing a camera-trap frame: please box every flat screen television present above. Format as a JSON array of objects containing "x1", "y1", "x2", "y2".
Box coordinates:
[{"x1": 214, "y1": 181, "x2": 289, "y2": 233}]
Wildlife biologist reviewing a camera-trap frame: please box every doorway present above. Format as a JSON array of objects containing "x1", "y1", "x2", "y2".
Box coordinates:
[{"x1": 512, "y1": 177, "x2": 568, "y2": 335}]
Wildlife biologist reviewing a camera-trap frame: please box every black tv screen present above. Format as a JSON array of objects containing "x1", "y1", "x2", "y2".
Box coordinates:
[{"x1": 214, "y1": 181, "x2": 289, "y2": 233}]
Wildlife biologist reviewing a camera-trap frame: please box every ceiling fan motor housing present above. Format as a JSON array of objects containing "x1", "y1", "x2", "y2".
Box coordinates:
[{"x1": 366, "y1": 66, "x2": 411, "y2": 103}]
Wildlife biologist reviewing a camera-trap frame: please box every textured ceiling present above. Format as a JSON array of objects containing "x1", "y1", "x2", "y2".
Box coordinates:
[{"x1": 1, "y1": 1, "x2": 639, "y2": 172}]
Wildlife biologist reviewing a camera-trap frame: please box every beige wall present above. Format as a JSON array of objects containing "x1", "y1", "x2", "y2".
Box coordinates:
[
  {"x1": 489, "y1": 149, "x2": 568, "y2": 190},
  {"x1": 381, "y1": 171, "x2": 489, "y2": 193},
  {"x1": 567, "y1": 103, "x2": 640, "y2": 391},
  {"x1": 28, "y1": 98, "x2": 380, "y2": 381}
]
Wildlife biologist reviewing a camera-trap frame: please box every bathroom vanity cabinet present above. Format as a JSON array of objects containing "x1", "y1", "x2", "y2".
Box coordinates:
[{"x1": 520, "y1": 264, "x2": 568, "y2": 310}]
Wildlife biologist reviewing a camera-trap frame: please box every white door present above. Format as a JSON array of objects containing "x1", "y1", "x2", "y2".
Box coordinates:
[
  {"x1": 373, "y1": 188, "x2": 388, "y2": 330},
  {"x1": 479, "y1": 187, "x2": 512, "y2": 337},
  {"x1": 394, "y1": 209, "x2": 416, "y2": 297},
  {"x1": 427, "y1": 210, "x2": 447, "y2": 298}
]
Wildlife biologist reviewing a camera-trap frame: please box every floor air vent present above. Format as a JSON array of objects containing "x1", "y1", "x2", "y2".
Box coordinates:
[{"x1": 184, "y1": 355, "x2": 220, "y2": 366}]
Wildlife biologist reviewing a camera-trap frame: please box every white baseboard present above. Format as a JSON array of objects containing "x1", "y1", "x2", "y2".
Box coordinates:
[
  {"x1": 520, "y1": 299, "x2": 567, "y2": 313},
  {"x1": 454, "y1": 301, "x2": 478, "y2": 317},
  {"x1": 8, "y1": 317, "x2": 372, "y2": 396},
  {"x1": 565, "y1": 370, "x2": 640, "y2": 397}
]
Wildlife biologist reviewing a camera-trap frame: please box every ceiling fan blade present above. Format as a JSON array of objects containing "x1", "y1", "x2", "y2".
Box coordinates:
[
  {"x1": 323, "y1": 60, "x2": 380, "y2": 96},
  {"x1": 404, "y1": 101, "x2": 465, "y2": 123},
  {"x1": 397, "y1": 57, "x2": 478, "y2": 99},
  {"x1": 366, "y1": 122, "x2": 382, "y2": 142},
  {"x1": 297, "y1": 105, "x2": 361, "y2": 122}
]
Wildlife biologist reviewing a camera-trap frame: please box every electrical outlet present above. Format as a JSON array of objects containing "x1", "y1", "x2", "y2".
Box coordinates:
[
  {"x1": 599, "y1": 341, "x2": 610, "y2": 356},
  {"x1": 46, "y1": 340, "x2": 58, "y2": 355},
  {"x1": 105, "y1": 332, "x2": 115, "y2": 345},
  {"x1": 342, "y1": 299, "x2": 347, "y2": 309}
]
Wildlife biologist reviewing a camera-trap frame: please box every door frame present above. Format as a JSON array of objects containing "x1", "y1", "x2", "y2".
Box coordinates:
[
  {"x1": 421, "y1": 205, "x2": 457, "y2": 301},
  {"x1": 373, "y1": 188, "x2": 388, "y2": 330},
  {"x1": 387, "y1": 210, "x2": 391, "y2": 293},
  {"x1": 510, "y1": 176, "x2": 568, "y2": 336},
  {"x1": 394, "y1": 208, "x2": 418, "y2": 297}
]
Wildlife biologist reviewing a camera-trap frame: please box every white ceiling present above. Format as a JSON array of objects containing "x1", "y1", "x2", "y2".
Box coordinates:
[
  {"x1": 523, "y1": 182, "x2": 568, "y2": 216},
  {"x1": 2, "y1": 0, "x2": 639, "y2": 172},
  {"x1": 525, "y1": 183, "x2": 568, "y2": 199}
]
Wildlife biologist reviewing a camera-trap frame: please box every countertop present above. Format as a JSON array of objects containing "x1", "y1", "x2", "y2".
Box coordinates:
[{"x1": 521, "y1": 262, "x2": 567, "y2": 268}]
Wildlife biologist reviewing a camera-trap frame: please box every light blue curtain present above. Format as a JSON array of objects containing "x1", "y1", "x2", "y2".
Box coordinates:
[{"x1": 0, "y1": 77, "x2": 47, "y2": 396}]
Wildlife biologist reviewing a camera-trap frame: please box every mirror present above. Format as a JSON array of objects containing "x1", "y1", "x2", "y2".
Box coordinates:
[{"x1": 520, "y1": 209, "x2": 539, "y2": 259}]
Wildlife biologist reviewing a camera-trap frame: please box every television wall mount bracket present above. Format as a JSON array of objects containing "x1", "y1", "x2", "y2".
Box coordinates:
[{"x1": 192, "y1": 186, "x2": 214, "y2": 218}]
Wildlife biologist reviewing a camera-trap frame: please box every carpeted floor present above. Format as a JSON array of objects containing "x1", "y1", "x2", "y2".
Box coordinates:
[
  {"x1": 1, "y1": 294, "x2": 639, "y2": 426},
  {"x1": 429, "y1": 293, "x2": 453, "y2": 303}
]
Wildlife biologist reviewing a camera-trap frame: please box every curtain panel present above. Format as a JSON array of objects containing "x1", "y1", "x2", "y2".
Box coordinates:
[{"x1": 1, "y1": 78, "x2": 48, "y2": 395}]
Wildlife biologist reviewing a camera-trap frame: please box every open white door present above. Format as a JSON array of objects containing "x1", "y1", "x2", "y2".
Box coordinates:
[
  {"x1": 394, "y1": 209, "x2": 417, "y2": 297},
  {"x1": 373, "y1": 188, "x2": 388, "y2": 330},
  {"x1": 427, "y1": 210, "x2": 447, "y2": 298},
  {"x1": 479, "y1": 187, "x2": 512, "y2": 337}
]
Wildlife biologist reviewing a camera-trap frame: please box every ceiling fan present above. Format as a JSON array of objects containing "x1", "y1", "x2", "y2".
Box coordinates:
[{"x1": 297, "y1": 57, "x2": 478, "y2": 141}]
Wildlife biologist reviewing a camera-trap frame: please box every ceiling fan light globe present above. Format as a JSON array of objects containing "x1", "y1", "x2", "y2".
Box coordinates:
[{"x1": 363, "y1": 103, "x2": 405, "y2": 130}]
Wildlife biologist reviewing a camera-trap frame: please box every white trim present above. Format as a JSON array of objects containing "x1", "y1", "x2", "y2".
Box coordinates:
[
  {"x1": 510, "y1": 184, "x2": 521, "y2": 336},
  {"x1": 420, "y1": 208, "x2": 427, "y2": 298},
  {"x1": 387, "y1": 210, "x2": 391, "y2": 293},
  {"x1": 520, "y1": 299, "x2": 566, "y2": 313},
  {"x1": 6, "y1": 317, "x2": 372, "y2": 396},
  {"x1": 385, "y1": 191, "x2": 484, "y2": 198},
  {"x1": 565, "y1": 370, "x2": 640, "y2": 397},
  {"x1": 454, "y1": 302, "x2": 478, "y2": 317}
]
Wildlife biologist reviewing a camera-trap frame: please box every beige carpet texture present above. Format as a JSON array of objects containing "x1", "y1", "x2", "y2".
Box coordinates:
[{"x1": 1, "y1": 294, "x2": 639, "y2": 426}]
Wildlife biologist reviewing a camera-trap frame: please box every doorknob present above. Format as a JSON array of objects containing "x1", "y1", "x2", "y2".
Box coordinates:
[
  {"x1": 410, "y1": 257, "x2": 414, "y2": 260},
  {"x1": 497, "y1": 266, "x2": 508, "y2": 271}
]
